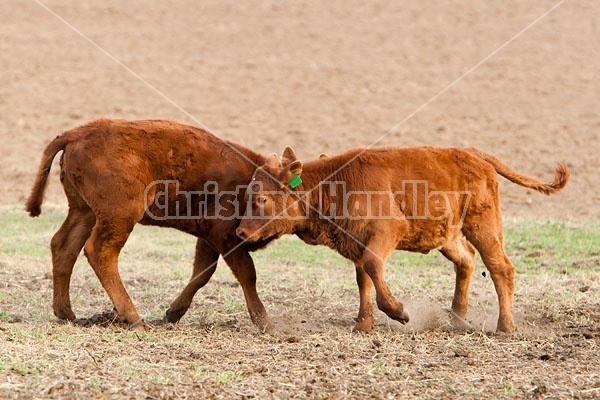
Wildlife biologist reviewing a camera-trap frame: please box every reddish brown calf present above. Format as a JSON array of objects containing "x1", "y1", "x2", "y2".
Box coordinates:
[
  {"x1": 236, "y1": 146, "x2": 569, "y2": 333},
  {"x1": 26, "y1": 119, "x2": 275, "y2": 331}
]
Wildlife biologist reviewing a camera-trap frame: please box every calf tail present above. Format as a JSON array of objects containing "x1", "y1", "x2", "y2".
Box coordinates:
[
  {"x1": 25, "y1": 132, "x2": 76, "y2": 217},
  {"x1": 468, "y1": 148, "x2": 569, "y2": 195}
]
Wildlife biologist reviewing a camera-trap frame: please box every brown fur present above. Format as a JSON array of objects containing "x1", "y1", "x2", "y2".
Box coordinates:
[
  {"x1": 237, "y1": 146, "x2": 570, "y2": 333},
  {"x1": 26, "y1": 118, "x2": 277, "y2": 331}
]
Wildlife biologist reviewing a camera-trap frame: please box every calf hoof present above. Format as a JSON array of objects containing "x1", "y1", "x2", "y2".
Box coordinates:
[
  {"x1": 450, "y1": 314, "x2": 474, "y2": 331},
  {"x1": 164, "y1": 308, "x2": 184, "y2": 323},
  {"x1": 259, "y1": 320, "x2": 275, "y2": 334},
  {"x1": 129, "y1": 319, "x2": 149, "y2": 332},
  {"x1": 54, "y1": 307, "x2": 76, "y2": 321},
  {"x1": 251, "y1": 313, "x2": 274, "y2": 334},
  {"x1": 353, "y1": 319, "x2": 374, "y2": 333},
  {"x1": 393, "y1": 310, "x2": 410, "y2": 325},
  {"x1": 379, "y1": 301, "x2": 410, "y2": 325},
  {"x1": 496, "y1": 318, "x2": 515, "y2": 334}
]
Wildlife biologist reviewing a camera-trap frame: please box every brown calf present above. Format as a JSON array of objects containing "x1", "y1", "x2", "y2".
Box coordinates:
[
  {"x1": 26, "y1": 119, "x2": 276, "y2": 331},
  {"x1": 236, "y1": 146, "x2": 569, "y2": 333}
]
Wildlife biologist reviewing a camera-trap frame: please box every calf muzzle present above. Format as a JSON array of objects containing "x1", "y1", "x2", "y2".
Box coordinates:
[{"x1": 236, "y1": 227, "x2": 249, "y2": 240}]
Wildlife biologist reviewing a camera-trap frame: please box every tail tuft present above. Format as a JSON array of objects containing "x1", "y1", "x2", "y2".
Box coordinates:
[
  {"x1": 541, "y1": 162, "x2": 570, "y2": 195},
  {"x1": 25, "y1": 201, "x2": 44, "y2": 218},
  {"x1": 25, "y1": 164, "x2": 53, "y2": 217},
  {"x1": 25, "y1": 133, "x2": 72, "y2": 217}
]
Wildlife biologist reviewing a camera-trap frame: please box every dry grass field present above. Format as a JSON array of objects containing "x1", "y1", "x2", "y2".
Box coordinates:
[
  {"x1": 1, "y1": 0, "x2": 599, "y2": 399},
  {"x1": 1, "y1": 207, "x2": 599, "y2": 398}
]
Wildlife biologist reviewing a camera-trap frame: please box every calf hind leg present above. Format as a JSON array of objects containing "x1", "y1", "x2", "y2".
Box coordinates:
[
  {"x1": 440, "y1": 236, "x2": 476, "y2": 328},
  {"x1": 480, "y1": 248, "x2": 515, "y2": 333},
  {"x1": 165, "y1": 238, "x2": 219, "y2": 323},
  {"x1": 464, "y1": 223, "x2": 516, "y2": 333},
  {"x1": 84, "y1": 217, "x2": 143, "y2": 329},
  {"x1": 51, "y1": 207, "x2": 96, "y2": 320}
]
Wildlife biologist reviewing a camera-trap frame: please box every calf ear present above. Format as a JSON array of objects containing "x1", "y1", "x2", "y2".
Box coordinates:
[
  {"x1": 265, "y1": 153, "x2": 279, "y2": 169},
  {"x1": 280, "y1": 160, "x2": 303, "y2": 188},
  {"x1": 281, "y1": 146, "x2": 298, "y2": 167}
]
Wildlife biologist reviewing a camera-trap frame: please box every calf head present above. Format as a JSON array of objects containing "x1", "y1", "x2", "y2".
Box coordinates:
[{"x1": 236, "y1": 147, "x2": 307, "y2": 242}]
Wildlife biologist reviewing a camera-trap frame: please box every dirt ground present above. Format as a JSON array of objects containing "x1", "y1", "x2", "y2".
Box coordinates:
[
  {"x1": 0, "y1": 217, "x2": 599, "y2": 399},
  {"x1": 1, "y1": 219, "x2": 599, "y2": 399},
  {"x1": 0, "y1": 0, "x2": 599, "y2": 399},
  {"x1": 0, "y1": 0, "x2": 599, "y2": 220}
]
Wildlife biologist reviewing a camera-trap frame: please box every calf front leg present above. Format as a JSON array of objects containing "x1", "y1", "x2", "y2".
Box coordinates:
[
  {"x1": 222, "y1": 248, "x2": 273, "y2": 333},
  {"x1": 362, "y1": 245, "x2": 409, "y2": 325},
  {"x1": 353, "y1": 262, "x2": 374, "y2": 332},
  {"x1": 165, "y1": 238, "x2": 219, "y2": 323}
]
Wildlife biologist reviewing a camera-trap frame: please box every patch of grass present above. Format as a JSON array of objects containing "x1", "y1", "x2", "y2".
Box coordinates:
[
  {"x1": 189, "y1": 362, "x2": 210, "y2": 373},
  {"x1": 502, "y1": 385, "x2": 514, "y2": 394},
  {"x1": 371, "y1": 362, "x2": 405, "y2": 377},
  {"x1": 149, "y1": 374, "x2": 172, "y2": 384},
  {"x1": 255, "y1": 235, "x2": 348, "y2": 268},
  {"x1": 123, "y1": 225, "x2": 196, "y2": 263},
  {"x1": 6, "y1": 207, "x2": 595, "y2": 276},
  {"x1": 0, "y1": 206, "x2": 195, "y2": 287},
  {"x1": 504, "y1": 221, "x2": 600, "y2": 274},
  {"x1": 189, "y1": 363, "x2": 211, "y2": 381},
  {"x1": 172, "y1": 270, "x2": 185, "y2": 280},
  {"x1": 255, "y1": 221, "x2": 600, "y2": 296},
  {"x1": 0, "y1": 355, "x2": 39, "y2": 376},
  {"x1": 214, "y1": 372, "x2": 243, "y2": 384},
  {"x1": 0, "y1": 356, "x2": 11, "y2": 373},
  {"x1": 0, "y1": 206, "x2": 61, "y2": 257},
  {"x1": 222, "y1": 293, "x2": 245, "y2": 313},
  {"x1": 88, "y1": 378, "x2": 101, "y2": 388},
  {"x1": 48, "y1": 333, "x2": 84, "y2": 345}
]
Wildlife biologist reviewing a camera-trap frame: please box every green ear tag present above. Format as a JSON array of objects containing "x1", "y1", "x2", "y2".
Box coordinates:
[{"x1": 289, "y1": 175, "x2": 303, "y2": 189}]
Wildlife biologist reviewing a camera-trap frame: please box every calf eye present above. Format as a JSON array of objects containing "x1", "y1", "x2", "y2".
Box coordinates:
[{"x1": 254, "y1": 196, "x2": 267, "y2": 207}]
